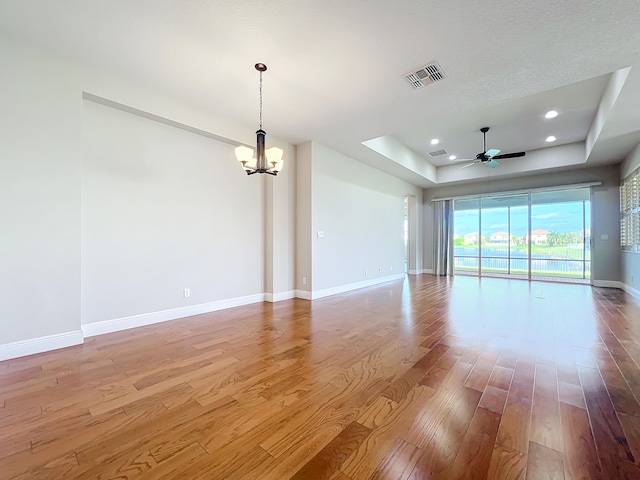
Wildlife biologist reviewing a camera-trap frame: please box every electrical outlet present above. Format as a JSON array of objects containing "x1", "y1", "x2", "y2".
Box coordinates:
[
  {"x1": 302, "y1": 277, "x2": 307, "y2": 285},
  {"x1": 379, "y1": 267, "x2": 383, "y2": 273},
  {"x1": 183, "y1": 288, "x2": 190, "y2": 298}
]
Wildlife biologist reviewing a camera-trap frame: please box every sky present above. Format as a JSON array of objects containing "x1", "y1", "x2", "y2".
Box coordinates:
[{"x1": 454, "y1": 202, "x2": 591, "y2": 237}]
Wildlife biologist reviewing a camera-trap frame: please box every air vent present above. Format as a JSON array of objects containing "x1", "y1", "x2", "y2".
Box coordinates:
[
  {"x1": 404, "y1": 62, "x2": 446, "y2": 90},
  {"x1": 428, "y1": 149, "x2": 448, "y2": 157}
]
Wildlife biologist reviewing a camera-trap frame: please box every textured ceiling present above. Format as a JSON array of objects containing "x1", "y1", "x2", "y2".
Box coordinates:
[{"x1": 1, "y1": 0, "x2": 640, "y2": 187}]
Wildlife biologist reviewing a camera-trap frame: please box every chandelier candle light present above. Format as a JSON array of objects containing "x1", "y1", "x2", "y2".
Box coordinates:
[{"x1": 235, "y1": 63, "x2": 284, "y2": 175}]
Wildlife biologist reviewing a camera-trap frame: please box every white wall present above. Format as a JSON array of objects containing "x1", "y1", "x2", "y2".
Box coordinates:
[
  {"x1": 309, "y1": 142, "x2": 422, "y2": 295},
  {"x1": 423, "y1": 165, "x2": 621, "y2": 284},
  {"x1": 295, "y1": 142, "x2": 313, "y2": 294},
  {"x1": 591, "y1": 183, "x2": 621, "y2": 283},
  {"x1": 621, "y1": 143, "x2": 640, "y2": 296},
  {"x1": 81, "y1": 100, "x2": 263, "y2": 325},
  {"x1": 0, "y1": 31, "x2": 296, "y2": 359},
  {"x1": 0, "y1": 34, "x2": 83, "y2": 349}
]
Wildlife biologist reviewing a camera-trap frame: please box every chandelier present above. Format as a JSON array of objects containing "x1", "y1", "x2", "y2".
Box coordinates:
[{"x1": 235, "y1": 63, "x2": 283, "y2": 175}]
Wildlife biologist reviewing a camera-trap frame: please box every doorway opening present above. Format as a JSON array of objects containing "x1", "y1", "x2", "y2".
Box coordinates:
[{"x1": 405, "y1": 195, "x2": 418, "y2": 274}]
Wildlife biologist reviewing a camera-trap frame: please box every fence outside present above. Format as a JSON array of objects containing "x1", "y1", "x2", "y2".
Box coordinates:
[{"x1": 453, "y1": 246, "x2": 591, "y2": 279}]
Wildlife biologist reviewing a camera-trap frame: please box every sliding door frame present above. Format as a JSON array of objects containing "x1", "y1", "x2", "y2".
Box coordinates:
[{"x1": 451, "y1": 184, "x2": 595, "y2": 283}]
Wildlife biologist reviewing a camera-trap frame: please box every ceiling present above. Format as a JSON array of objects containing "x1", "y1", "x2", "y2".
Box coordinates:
[{"x1": 2, "y1": 0, "x2": 640, "y2": 188}]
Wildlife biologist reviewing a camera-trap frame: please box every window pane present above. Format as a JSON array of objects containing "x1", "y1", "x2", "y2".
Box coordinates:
[{"x1": 454, "y1": 199, "x2": 479, "y2": 275}]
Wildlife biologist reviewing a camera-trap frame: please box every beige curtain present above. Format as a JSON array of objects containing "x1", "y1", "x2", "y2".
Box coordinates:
[{"x1": 433, "y1": 200, "x2": 454, "y2": 276}]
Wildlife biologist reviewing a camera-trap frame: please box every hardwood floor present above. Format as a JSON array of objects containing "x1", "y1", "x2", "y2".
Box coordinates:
[{"x1": 1, "y1": 275, "x2": 640, "y2": 479}]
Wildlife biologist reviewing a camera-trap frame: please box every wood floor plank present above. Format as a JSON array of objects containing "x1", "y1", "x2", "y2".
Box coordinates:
[
  {"x1": 405, "y1": 385, "x2": 484, "y2": 477},
  {"x1": 496, "y1": 357, "x2": 536, "y2": 454},
  {"x1": 560, "y1": 402, "x2": 602, "y2": 480},
  {"x1": 529, "y1": 361, "x2": 564, "y2": 453},
  {"x1": 479, "y1": 384, "x2": 509, "y2": 414},
  {"x1": 1, "y1": 277, "x2": 639, "y2": 479},
  {"x1": 370, "y1": 438, "x2": 423, "y2": 480},
  {"x1": 403, "y1": 360, "x2": 475, "y2": 449},
  {"x1": 69, "y1": 449, "x2": 158, "y2": 480},
  {"x1": 618, "y1": 413, "x2": 640, "y2": 469},
  {"x1": 329, "y1": 472, "x2": 352, "y2": 480},
  {"x1": 12, "y1": 452, "x2": 80, "y2": 480},
  {"x1": 381, "y1": 343, "x2": 449, "y2": 402},
  {"x1": 487, "y1": 443, "x2": 527, "y2": 480},
  {"x1": 290, "y1": 421, "x2": 371, "y2": 480},
  {"x1": 142, "y1": 442, "x2": 209, "y2": 479},
  {"x1": 593, "y1": 345, "x2": 640, "y2": 417},
  {"x1": 341, "y1": 385, "x2": 435, "y2": 479},
  {"x1": 76, "y1": 400, "x2": 228, "y2": 470},
  {"x1": 489, "y1": 365, "x2": 514, "y2": 391},
  {"x1": 577, "y1": 365, "x2": 637, "y2": 471},
  {"x1": 526, "y1": 441, "x2": 564, "y2": 480},
  {"x1": 439, "y1": 407, "x2": 502, "y2": 480},
  {"x1": 558, "y1": 380, "x2": 586, "y2": 410},
  {"x1": 464, "y1": 350, "x2": 500, "y2": 392},
  {"x1": 556, "y1": 362, "x2": 581, "y2": 386}
]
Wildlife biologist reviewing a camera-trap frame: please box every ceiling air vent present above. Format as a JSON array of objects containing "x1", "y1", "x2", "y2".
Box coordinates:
[
  {"x1": 428, "y1": 149, "x2": 448, "y2": 157},
  {"x1": 404, "y1": 62, "x2": 446, "y2": 90}
]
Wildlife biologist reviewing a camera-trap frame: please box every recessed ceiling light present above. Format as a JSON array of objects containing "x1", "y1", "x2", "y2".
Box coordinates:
[
  {"x1": 545, "y1": 110, "x2": 558, "y2": 119},
  {"x1": 546, "y1": 135, "x2": 557, "y2": 142},
  {"x1": 430, "y1": 138, "x2": 439, "y2": 145},
  {"x1": 449, "y1": 155, "x2": 456, "y2": 161}
]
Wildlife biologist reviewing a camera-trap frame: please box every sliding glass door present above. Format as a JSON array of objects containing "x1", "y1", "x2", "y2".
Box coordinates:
[
  {"x1": 453, "y1": 187, "x2": 591, "y2": 283},
  {"x1": 453, "y1": 198, "x2": 480, "y2": 275},
  {"x1": 530, "y1": 189, "x2": 591, "y2": 281},
  {"x1": 480, "y1": 194, "x2": 529, "y2": 278}
]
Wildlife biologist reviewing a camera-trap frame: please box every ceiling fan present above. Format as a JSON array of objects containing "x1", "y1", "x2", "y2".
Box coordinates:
[{"x1": 456, "y1": 127, "x2": 526, "y2": 168}]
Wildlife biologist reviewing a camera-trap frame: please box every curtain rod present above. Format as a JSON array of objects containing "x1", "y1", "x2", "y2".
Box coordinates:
[{"x1": 430, "y1": 181, "x2": 602, "y2": 202}]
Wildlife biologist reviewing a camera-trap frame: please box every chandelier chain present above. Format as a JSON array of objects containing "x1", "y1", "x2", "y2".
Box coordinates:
[{"x1": 259, "y1": 70, "x2": 263, "y2": 130}]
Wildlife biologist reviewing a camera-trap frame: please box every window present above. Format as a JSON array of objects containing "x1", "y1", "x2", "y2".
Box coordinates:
[
  {"x1": 621, "y1": 167, "x2": 640, "y2": 252},
  {"x1": 453, "y1": 187, "x2": 591, "y2": 282}
]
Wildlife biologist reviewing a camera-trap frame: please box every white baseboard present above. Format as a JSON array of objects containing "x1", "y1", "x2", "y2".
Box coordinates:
[
  {"x1": 622, "y1": 283, "x2": 640, "y2": 300},
  {"x1": 409, "y1": 269, "x2": 434, "y2": 275},
  {"x1": 264, "y1": 290, "x2": 296, "y2": 303},
  {"x1": 310, "y1": 274, "x2": 405, "y2": 300},
  {"x1": 593, "y1": 280, "x2": 640, "y2": 302},
  {"x1": 593, "y1": 280, "x2": 625, "y2": 289},
  {"x1": 82, "y1": 293, "x2": 265, "y2": 338},
  {"x1": 0, "y1": 330, "x2": 84, "y2": 362},
  {"x1": 295, "y1": 290, "x2": 313, "y2": 300}
]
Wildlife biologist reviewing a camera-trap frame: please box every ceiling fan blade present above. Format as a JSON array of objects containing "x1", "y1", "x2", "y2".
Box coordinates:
[
  {"x1": 486, "y1": 159, "x2": 501, "y2": 168},
  {"x1": 485, "y1": 148, "x2": 501, "y2": 158},
  {"x1": 493, "y1": 151, "x2": 526, "y2": 160}
]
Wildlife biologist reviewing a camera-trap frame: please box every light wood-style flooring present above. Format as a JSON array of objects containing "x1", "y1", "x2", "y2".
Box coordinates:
[{"x1": 1, "y1": 275, "x2": 640, "y2": 479}]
